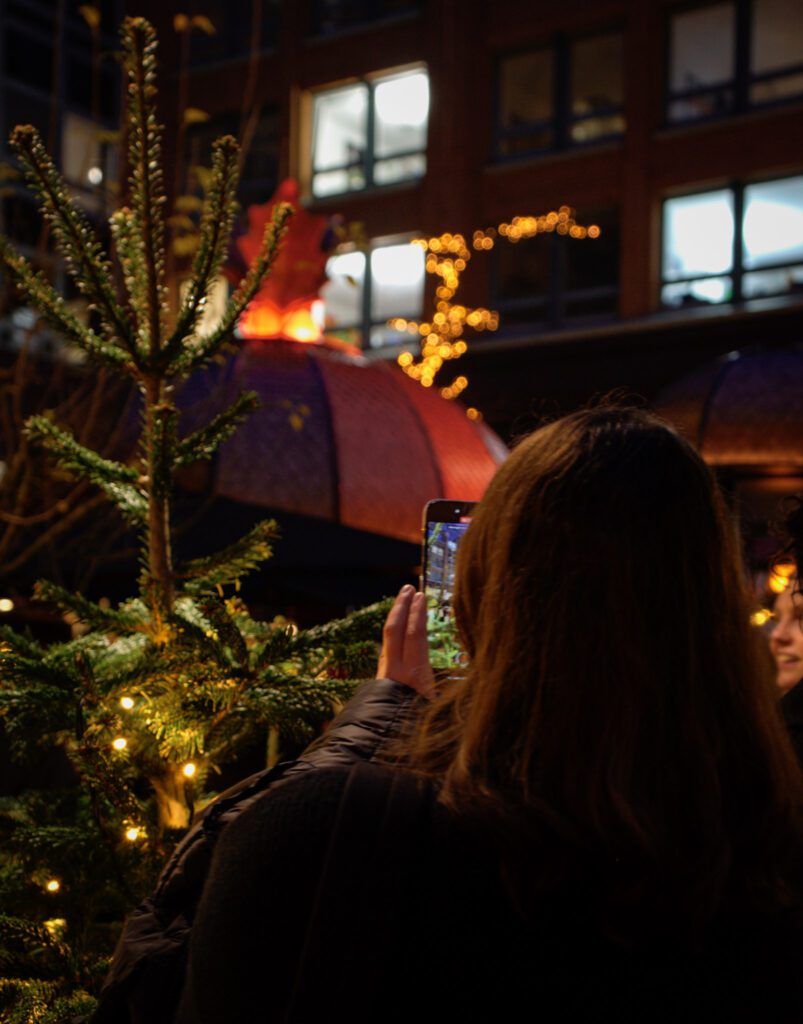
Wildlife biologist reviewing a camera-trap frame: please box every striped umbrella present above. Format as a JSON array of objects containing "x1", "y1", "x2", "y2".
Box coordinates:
[{"x1": 178, "y1": 339, "x2": 506, "y2": 544}]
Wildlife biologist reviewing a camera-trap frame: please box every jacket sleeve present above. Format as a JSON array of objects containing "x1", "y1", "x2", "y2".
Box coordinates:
[{"x1": 290, "y1": 676, "x2": 417, "y2": 773}]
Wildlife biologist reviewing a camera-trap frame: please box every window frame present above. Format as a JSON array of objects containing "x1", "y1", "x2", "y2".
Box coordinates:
[
  {"x1": 659, "y1": 173, "x2": 803, "y2": 307},
  {"x1": 664, "y1": 0, "x2": 803, "y2": 126},
  {"x1": 309, "y1": 66, "x2": 429, "y2": 199},
  {"x1": 311, "y1": 0, "x2": 422, "y2": 38},
  {"x1": 493, "y1": 28, "x2": 626, "y2": 162},
  {"x1": 490, "y1": 207, "x2": 621, "y2": 329},
  {"x1": 322, "y1": 234, "x2": 426, "y2": 349}
]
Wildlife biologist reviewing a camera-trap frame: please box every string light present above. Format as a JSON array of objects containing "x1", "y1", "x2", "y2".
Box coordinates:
[
  {"x1": 750, "y1": 608, "x2": 773, "y2": 626},
  {"x1": 45, "y1": 879, "x2": 60, "y2": 893},
  {"x1": 43, "y1": 918, "x2": 67, "y2": 939},
  {"x1": 120, "y1": 696, "x2": 135, "y2": 710},
  {"x1": 769, "y1": 562, "x2": 796, "y2": 594},
  {"x1": 124, "y1": 826, "x2": 142, "y2": 842},
  {"x1": 396, "y1": 206, "x2": 598, "y2": 406},
  {"x1": 182, "y1": 762, "x2": 197, "y2": 779},
  {"x1": 0, "y1": 598, "x2": 14, "y2": 613},
  {"x1": 112, "y1": 737, "x2": 128, "y2": 751}
]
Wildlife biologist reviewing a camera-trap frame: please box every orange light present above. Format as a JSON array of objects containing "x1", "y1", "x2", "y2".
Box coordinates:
[
  {"x1": 238, "y1": 298, "x2": 323, "y2": 343},
  {"x1": 769, "y1": 562, "x2": 796, "y2": 593}
]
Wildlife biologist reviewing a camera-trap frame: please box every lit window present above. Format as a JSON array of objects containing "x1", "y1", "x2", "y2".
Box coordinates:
[
  {"x1": 321, "y1": 239, "x2": 426, "y2": 347},
  {"x1": 62, "y1": 113, "x2": 117, "y2": 194},
  {"x1": 661, "y1": 175, "x2": 803, "y2": 307},
  {"x1": 495, "y1": 32, "x2": 625, "y2": 159},
  {"x1": 311, "y1": 69, "x2": 429, "y2": 198},
  {"x1": 493, "y1": 208, "x2": 620, "y2": 327},
  {"x1": 667, "y1": 0, "x2": 803, "y2": 123}
]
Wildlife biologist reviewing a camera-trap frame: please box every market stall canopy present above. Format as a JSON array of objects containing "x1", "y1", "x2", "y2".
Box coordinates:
[
  {"x1": 179, "y1": 339, "x2": 507, "y2": 544},
  {"x1": 655, "y1": 349, "x2": 803, "y2": 469}
]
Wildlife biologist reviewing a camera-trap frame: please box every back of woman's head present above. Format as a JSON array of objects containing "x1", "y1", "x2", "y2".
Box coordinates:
[{"x1": 412, "y1": 406, "x2": 802, "y2": 933}]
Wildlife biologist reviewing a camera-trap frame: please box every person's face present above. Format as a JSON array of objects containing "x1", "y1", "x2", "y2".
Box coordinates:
[{"x1": 770, "y1": 581, "x2": 803, "y2": 694}]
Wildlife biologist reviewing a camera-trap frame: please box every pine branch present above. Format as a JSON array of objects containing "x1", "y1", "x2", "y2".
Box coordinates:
[
  {"x1": 164, "y1": 136, "x2": 241, "y2": 362},
  {"x1": 172, "y1": 201, "x2": 294, "y2": 375},
  {"x1": 164, "y1": 610, "x2": 239, "y2": 670},
  {"x1": 109, "y1": 207, "x2": 150, "y2": 362},
  {"x1": 179, "y1": 519, "x2": 278, "y2": 592},
  {"x1": 122, "y1": 18, "x2": 168, "y2": 360},
  {"x1": 246, "y1": 673, "x2": 359, "y2": 736},
  {"x1": 0, "y1": 624, "x2": 45, "y2": 661},
  {"x1": 8, "y1": 126, "x2": 136, "y2": 353},
  {"x1": 197, "y1": 595, "x2": 248, "y2": 665},
  {"x1": 32, "y1": 582, "x2": 145, "y2": 634},
  {"x1": 0, "y1": 687, "x2": 76, "y2": 759},
  {"x1": 25, "y1": 415, "x2": 147, "y2": 525},
  {"x1": 174, "y1": 390, "x2": 260, "y2": 467},
  {"x1": 0, "y1": 914, "x2": 70, "y2": 972},
  {"x1": 254, "y1": 598, "x2": 391, "y2": 668},
  {"x1": 0, "y1": 238, "x2": 132, "y2": 370}
]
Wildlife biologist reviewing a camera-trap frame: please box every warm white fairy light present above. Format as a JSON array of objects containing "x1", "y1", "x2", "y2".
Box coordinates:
[
  {"x1": 46, "y1": 879, "x2": 61, "y2": 893},
  {"x1": 112, "y1": 737, "x2": 127, "y2": 751},
  {"x1": 125, "y1": 826, "x2": 142, "y2": 842},
  {"x1": 182, "y1": 762, "x2": 197, "y2": 779},
  {"x1": 396, "y1": 206, "x2": 598, "y2": 412},
  {"x1": 768, "y1": 562, "x2": 796, "y2": 594},
  {"x1": 120, "y1": 696, "x2": 135, "y2": 710},
  {"x1": 0, "y1": 598, "x2": 14, "y2": 613}
]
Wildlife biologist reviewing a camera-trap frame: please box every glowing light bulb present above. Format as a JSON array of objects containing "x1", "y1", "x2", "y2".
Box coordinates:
[
  {"x1": 125, "y1": 826, "x2": 141, "y2": 842},
  {"x1": 182, "y1": 762, "x2": 197, "y2": 779},
  {"x1": 0, "y1": 598, "x2": 14, "y2": 613},
  {"x1": 750, "y1": 609, "x2": 772, "y2": 626},
  {"x1": 120, "y1": 696, "x2": 134, "y2": 710},
  {"x1": 112, "y1": 737, "x2": 127, "y2": 751},
  {"x1": 46, "y1": 879, "x2": 60, "y2": 892}
]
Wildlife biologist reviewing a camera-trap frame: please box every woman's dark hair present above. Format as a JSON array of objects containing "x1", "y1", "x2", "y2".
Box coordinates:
[{"x1": 409, "y1": 407, "x2": 803, "y2": 938}]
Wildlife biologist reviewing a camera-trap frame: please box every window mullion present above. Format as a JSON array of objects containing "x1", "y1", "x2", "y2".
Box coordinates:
[
  {"x1": 732, "y1": 183, "x2": 744, "y2": 301},
  {"x1": 365, "y1": 82, "x2": 376, "y2": 190},
  {"x1": 362, "y1": 249, "x2": 373, "y2": 348},
  {"x1": 734, "y1": 0, "x2": 751, "y2": 111}
]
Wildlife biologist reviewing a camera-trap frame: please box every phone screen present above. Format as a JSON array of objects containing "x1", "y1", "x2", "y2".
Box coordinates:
[{"x1": 423, "y1": 503, "x2": 474, "y2": 669}]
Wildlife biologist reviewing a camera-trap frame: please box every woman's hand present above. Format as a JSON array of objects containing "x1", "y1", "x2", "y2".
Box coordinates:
[{"x1": 377, "y1": 585, "x2": 436, "y2": 699}]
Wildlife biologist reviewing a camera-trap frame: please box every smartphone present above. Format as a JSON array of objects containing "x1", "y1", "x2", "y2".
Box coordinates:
[{"x1": 421, "y1": 500, "x2": 476, "y2": 669}]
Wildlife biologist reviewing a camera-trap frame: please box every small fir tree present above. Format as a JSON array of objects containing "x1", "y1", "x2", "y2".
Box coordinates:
[{"x1": 0, "y1": 18, "x2": 388, "y2": 1022}]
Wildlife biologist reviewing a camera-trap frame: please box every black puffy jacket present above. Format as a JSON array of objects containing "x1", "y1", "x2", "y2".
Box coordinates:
[{"x1": 93, "y1": 678, "x2": 414, "y2": 1024}]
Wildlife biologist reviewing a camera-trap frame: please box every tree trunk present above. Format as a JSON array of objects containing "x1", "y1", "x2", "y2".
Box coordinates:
[{"x1": 151, "y1": 770, "x2": 190, "y2": 830}]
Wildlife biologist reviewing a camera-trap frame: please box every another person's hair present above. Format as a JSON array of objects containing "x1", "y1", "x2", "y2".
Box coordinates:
[
  {"x1": 409, "y1": 407, "x2": 803, "y2": 939},
  {"x1": 780, "y1": 495, "x2": 803, "y2": 582}
]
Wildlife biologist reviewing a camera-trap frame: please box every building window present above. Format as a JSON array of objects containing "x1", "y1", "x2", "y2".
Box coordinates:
[
  {"x1": 667, "y1": 0, "x2": 803, "y2": 123},
  {"x1": 495, "y1": 31, "x2": 625, "y2": 159},
  {"x1": 492, "y1": 208, "x2": 620, "y2": 326},
  {"x1": 62, "y1": 113, "x2": 117, "y2": 194},
  {"x1": 313, "y1": 0, "x2": 421, "y2": 36},
  {"x1": 185, "y1": 109, "x2": 279, "y2": 207},
  {"x1": 310, "y1": 68, "x2": 429, "y2": 198},
  {"x1": 321, "y1": 238, "x2": 426, "y2": 347},
  {"x1": 661, "y1": 175, "x2": 803, "y2": 306},
  {"x1": 187, "y1": 0, "x2": 280, "y2": 68}
]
